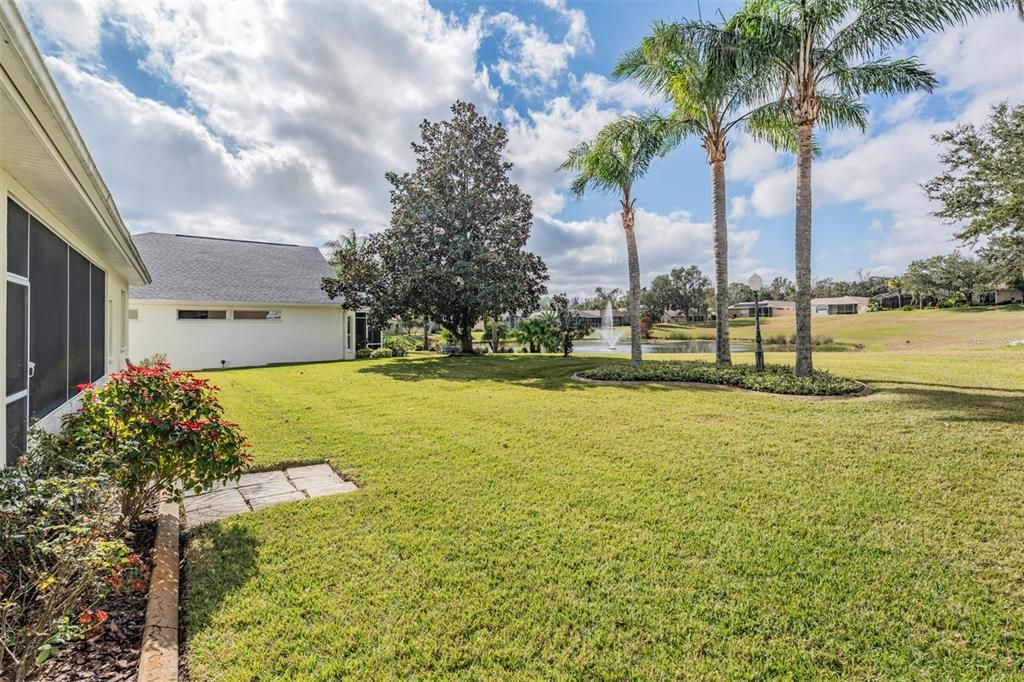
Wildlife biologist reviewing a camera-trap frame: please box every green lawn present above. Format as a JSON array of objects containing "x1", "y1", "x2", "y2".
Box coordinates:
[{"x1": 184, "y1": 310, "x2": 1024, "y2": 680}]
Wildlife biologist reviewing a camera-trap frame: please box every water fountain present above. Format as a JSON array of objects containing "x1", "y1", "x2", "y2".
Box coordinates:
[{"x1": 596, "y1": 300, "x2": 623, "y2": 350}]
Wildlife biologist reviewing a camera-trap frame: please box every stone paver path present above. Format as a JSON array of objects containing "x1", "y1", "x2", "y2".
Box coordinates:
[{"x1": 182, "y1": 464, "x2": 357, "y2": 527}]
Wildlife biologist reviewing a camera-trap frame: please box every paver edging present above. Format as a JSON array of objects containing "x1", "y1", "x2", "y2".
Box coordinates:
[
  {"x1": 137, "y1": 498, "x2": 180, "y2": 682},
  {"x1": 570, "y1": 372, "x2": 873, "y2": 400}
]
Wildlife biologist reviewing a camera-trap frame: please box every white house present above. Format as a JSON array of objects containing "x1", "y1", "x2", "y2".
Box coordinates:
[
  {"x1": 1, "y1": 3, "x2": 150, "y2": 466},
  {"x1": 811, "y1": 296, "x2": 870, "y2": 315},
  {"x1": 129, "y1": 233, "x2": 364, "y2": 370}
]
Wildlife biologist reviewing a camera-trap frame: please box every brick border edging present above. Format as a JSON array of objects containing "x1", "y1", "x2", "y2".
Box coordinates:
[
  {"x1": 570, "y1": 372, "x2": 873, "y2": 400},
  {"x1": 137, "y1": 499, "x2": 180, "y2": 682}
]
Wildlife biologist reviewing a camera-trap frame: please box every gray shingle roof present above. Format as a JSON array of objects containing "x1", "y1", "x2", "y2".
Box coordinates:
[{"x1": 129, "y1": 233, "x2": 338, "y2": 305}]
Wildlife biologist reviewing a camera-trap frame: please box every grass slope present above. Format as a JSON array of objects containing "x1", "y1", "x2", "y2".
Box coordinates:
[
  {"x1": 641, "y1": 305, "x2": 1024, "y2": 351},
  {"x1": 184, "y1": 333, "x2": 1024, "y2": 679}
]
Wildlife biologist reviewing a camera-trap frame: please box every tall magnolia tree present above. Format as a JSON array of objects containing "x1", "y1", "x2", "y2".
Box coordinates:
[
  {"x1": 322, "y1": 101, "x2": 548, "y2": 352},
  {"x1": 561, "y1": 118, "x2": 672, "y2": 366},
  {"x1": 924, "y1": 103, "x2": 1024, "y2": 296},
  {"x1": 615, "y1": 21, "x2": 790, "y2": 366},
  {"x1": 711, "y1": 0, "x2": 1005, "y2": 376}
]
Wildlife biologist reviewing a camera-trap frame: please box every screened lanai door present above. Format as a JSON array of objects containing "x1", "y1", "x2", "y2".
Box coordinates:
[{"x1": 6, "y1": 201, "x2": 29, "y2": 465}]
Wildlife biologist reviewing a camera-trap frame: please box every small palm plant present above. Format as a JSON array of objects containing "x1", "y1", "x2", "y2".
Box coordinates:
[
  {"x1": 695, "y1": 0, "x2": 1003, "y2": 375},
  {"x1": 560, "y1": 118, "x2": 672, "y2": 367},
  {"x1": 615, "y1": 20, "x2": 793, "y2": 367}
]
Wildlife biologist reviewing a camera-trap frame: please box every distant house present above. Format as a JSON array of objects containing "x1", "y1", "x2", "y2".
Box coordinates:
[
  {"x1": 129, "y1": 233, "x2": 374, "y2": 370},
  {"x1": 662, "y1": 308, "x2": 708, "y2": 323},
  {"x1": 811, "y1": 296, "x2": 869, "y2": 315},
  {"x1": 977, "y1": 287, "x2": 1023, "y2": 305},
  {"x1": 727, "y1": 300, "x2": 795, "y2": 318},
  {"x1": 2, "y1": 4, "x2": 150, "y2": 465},
  {"x1": 571, "y1": 308, "x2": 630, "y2": 327},
  {"x1": 873, "y1": 290, "x2": 907, "y2": 310}
]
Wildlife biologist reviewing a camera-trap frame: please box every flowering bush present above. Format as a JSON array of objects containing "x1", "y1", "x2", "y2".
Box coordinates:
[
  {"x1": 60, "y1": 362, "x2": 250, "y2": 524},
  {"x1": 0, "y1": 437, "x2": 130, "y2": 681}
]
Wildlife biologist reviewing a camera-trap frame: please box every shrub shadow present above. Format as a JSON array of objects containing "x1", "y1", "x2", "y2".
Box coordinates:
[
  {"x1": 181, "y1": 522, "x2": 261, "y2": 640},
  {"x1": 357, "y1": 354, "x2": 612, "y2": 392},
  {"x1": 868, "y1": 384, "x2": 1024, "y2": 425}
]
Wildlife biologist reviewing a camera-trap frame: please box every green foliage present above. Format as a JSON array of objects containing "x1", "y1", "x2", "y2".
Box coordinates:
[
  {"x1": 579, "y1": 360, "x2": 863, "y2": 396},
  {"x1": 355, "y1": 348, "x2": 373, "y2": 359},
  {"x1": 550, "y1": 293, "x2": 592, "y2": 357},
  {"x1": 321, "y1": 101, "x2": 548, "y2": 353},
  {"x1": 643, "y1": 266, "x2": 711, "y2": 320},
  {"x1": 901, "y1": 251, "x2": 994, "y2": 306},
  {"x1": 370, "y1": 348, "x2": 394, "y2": 359},
  {"x1": 382, "y1": 336, "x2": 413, "y2": 358},
  {"x1": 925, "y1": 103, "x2": 1024, "y2": 291},
  {"x1": 0, "y1": 435, "x2": 130, "y2": 681},
  {"x1": 137, "y1": 352, "x2": 167, "y2": 368},
  {"x1": 59, "y1": 363, "x2": 250, "y2": 524},
  {"x1": 511, "y1": 315, "x2": 560, "y2": 354}
]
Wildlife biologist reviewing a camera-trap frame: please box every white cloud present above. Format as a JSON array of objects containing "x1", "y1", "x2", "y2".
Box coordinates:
[
  {"x1": 488, "y1": 0, "x2": 592, "y2": 91},
  {"x1": 533, "y1": 208, "x2": 761, "y2": 295},
  {"x1": 20, "y1": 0, "x2": 497, "y2": 245},
  {"x1": 503, "y1": 97, "x2": 620, "y2": 215},
  {"x1": 576, "y1": 73, "x2": 664, "y2": 109},
  {"x1": 725, "y1": 133, "x2": 781, "y2": 182}
]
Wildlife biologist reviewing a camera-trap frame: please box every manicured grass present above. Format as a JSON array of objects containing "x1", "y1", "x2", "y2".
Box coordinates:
[
  {"x1": 578, "y1": 359, "x2": 865, "y2": 395},
  {"x1": 184, "y1": 330, "x2": 1024, "y2": 679}
]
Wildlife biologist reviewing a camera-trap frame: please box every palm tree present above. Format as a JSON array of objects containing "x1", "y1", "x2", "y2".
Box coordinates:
[
  {"x1": 593, "y1": 286, "x2": 622, "y2": 308},
  {"x1": 699, "y1": 0, "x2": 1002, "y2": 376},
  {"x1": 560, "y1": 118, "x2": 671, "y2": 367},
  {"x1": 324, "y1": 228, "x2": 366, "y2": 272},
  {"x1": 615, "y1": 21, "x2": 792, "y2": 367}
]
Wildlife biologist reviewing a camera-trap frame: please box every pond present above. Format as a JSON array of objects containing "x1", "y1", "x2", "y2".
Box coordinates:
[{"x1": 574, "y1": 339, "x2": 757, "y2": 354}]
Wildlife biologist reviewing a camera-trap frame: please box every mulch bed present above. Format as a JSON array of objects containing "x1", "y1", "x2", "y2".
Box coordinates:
[{"x1": 33, "y1": 512, "x2": 158, "y2": 682}]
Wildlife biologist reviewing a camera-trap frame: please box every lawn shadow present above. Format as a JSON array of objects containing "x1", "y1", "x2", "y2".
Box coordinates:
[
  {"x1": 356, "y1": 354, "x2": 602, "y2": 391},
  {"x1": 868, "y1": 383, "x2": 1024, "y2": 425},
  {"x1": 181, "y1": 522, "x2": 261, "y2": 642}
]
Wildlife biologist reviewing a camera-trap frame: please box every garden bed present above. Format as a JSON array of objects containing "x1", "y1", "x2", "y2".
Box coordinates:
[
  {"x1": 574, "y1": 360, "x2": 868, "y2": 396},
  {"x1": 34, "y1": 513, "x2": 158, "y2": 682}
]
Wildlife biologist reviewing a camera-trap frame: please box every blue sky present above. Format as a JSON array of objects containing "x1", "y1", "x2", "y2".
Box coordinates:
[{"x1": 19, "y1": 0, "x2": 1024, "y2": 296}]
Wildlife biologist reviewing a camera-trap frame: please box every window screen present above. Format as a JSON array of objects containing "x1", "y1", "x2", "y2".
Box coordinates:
[
  {"x1": 233, "y1": 310, "x2": 281, "y2": 320},
  {"x1": 91, "y1": 265, "x2": 105, "y2": 381},
  {"x1": 178, "y1": 310, "x2": 227, "y2": 320},
  {"x1": 68, "y1": 249, "x2": 91, "y2": 392},
  {"x1": 6, "y1": 199, "x2": 28, "y2": 278},
  {"x1": 29, "y1": 219, "x2": 68, "y2": 418},
  {"x1": 6, "y1": 399, "x2": 26, "y2": 467},
  {"x1": 6, "y1": 282, "x2": 27, "y2": 396}
]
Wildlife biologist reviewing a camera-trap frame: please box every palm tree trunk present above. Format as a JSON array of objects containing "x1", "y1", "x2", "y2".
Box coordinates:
[
  {"x1": 423, "y1": 317, "x2": 429, "y2": 350},
  {"x1": 711, "y1": 158, "x2": 731, "y2": 366},
  {"x1": 794, "y1": 122, "x2": 814, "y2": 377},
  {"x1": 622, "y1": 200, "x2": 643, "y2": 367},
  {"x1": 491, "y1": 316, "x2": 500, "y2": 352}
]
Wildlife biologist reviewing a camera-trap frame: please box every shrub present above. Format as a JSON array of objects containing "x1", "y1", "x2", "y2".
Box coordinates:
[
  {"x1": 578, "y1": 360, "x2": 864, "y2": 396},
  {"x1": 0, "y1": 437, "x2": 131, "y2": 681},
  {"x1": 59, "y1": 363, "x2": 250, "y2": 525},
  {"x1": 665, "y1": 331, "x2": 692, "y2": 340},
  {"x1": 370, "y1": 348, "x2": 394, "y2": 359},
  {"x1": 813, "y1": 334, "x2": 834, "y2": 345},
  {"x1": 137, "y1": 352, "x2": 167, "y2": 368},
  {"x1": 355, "y1": 348, "x2": 373, "y2": 359}
]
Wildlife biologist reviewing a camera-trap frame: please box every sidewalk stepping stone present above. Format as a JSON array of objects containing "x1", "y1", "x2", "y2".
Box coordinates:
[{"x1": 181, "y1": 463, "x2": 358, "y2": 528}]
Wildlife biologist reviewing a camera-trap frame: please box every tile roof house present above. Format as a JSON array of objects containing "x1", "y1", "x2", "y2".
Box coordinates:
[
  {"x1": 129, "y1": 233, "x2": 374, "y2": 370},
  {"x1": 2, "y1": 3, "x2": 150, "y2": 465},
  {"x1": 727, "y1": 300, "x2": 796, "y2": 318}
]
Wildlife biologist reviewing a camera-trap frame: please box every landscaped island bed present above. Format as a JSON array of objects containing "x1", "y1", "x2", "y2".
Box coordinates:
[
  {"x1": 576, "y1": 360, "x2": 866, "y2": 395},
  {"x1": 180, "y1": 309, "x2": 1024, "y2": 680}
]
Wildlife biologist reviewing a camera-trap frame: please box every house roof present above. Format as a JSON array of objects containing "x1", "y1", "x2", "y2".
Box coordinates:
[
  {"x1": 811, "y1": 296, "x2": 869, "y2": 305},
  {"x1": 129, "y1": 233, "x2": 338, "y2": 305},
  {"x1": 727, "y1": 300, "x2": 795, "y2": 309}
]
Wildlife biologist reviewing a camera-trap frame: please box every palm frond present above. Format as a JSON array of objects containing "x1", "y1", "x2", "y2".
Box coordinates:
[
  {"x1": 815, "y1": 93, "x2": 869, "y2": 132},
  {"x1": 826, "y1": 56, "x2": 937, "y2": 97},
  {"x1": 829, "y1": 0, "x2": 1014, "y2": 61}
]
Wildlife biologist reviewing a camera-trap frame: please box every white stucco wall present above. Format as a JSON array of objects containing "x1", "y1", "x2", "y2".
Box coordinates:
[{"x1": 129, "y1": 302, "x2": 355, "y2": 370}]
